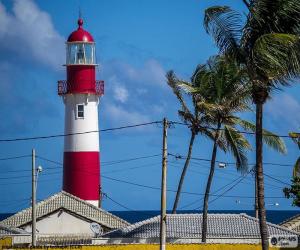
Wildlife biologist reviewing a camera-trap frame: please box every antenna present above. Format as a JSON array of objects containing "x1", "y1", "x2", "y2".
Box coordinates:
[{"x1": 79, "y1": 6, "x2": 82, "y2": 19}]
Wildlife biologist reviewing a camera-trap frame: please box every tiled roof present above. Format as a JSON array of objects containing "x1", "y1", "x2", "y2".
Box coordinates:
[
  {"x1": 1, "y1": 191, "x2": 129, "y2": 229},
  {"x1": 0, "y1": 223, "x2": 29, "y2": 235},
  {"x1": 104, "y1": 213, "x2": 299, "y2": 239},
  {"x1": 280, "y1": 214, "x2": 300, "y2": 232}
]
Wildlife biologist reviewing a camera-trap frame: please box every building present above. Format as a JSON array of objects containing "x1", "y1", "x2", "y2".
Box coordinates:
[
  {"x1": 95, "y1": 213, "x2": 300, "y2": 245},
  {"x1": 280, "y1": 213, "x2": 300, "y2": 233},
  {"x1": 1, "y1": 192, "x2": 129, "y2": 245},
  {"x1": 58, "y1": 17, "x2": 104, "y2": 207}
]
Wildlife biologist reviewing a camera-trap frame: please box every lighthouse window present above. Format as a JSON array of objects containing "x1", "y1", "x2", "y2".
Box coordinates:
[
  {"x1": 67, "y1": 43, "x2": 95, "y2": 65},
  {"x1": 77, "y1": 104, "x2": 84, "y2": 119}
]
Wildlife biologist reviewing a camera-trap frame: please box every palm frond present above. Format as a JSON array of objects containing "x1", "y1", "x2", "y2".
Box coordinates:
[
  {"x1": 233, "y1": 117, "x2": 287, "y2": 154},
  {"x1": 289, "y1": 132, "x2": 300, "y2": 150},
  {"x1": 166, "y1": 71, "x2": 192, "y2": 116},
  {"x1": 223, "y1": 125, "x2": 251, "y2": 173},
  {"x1": 293, "y1": 157, "x2": 300, "y2": 178},
  {"x1": 204, "y1": 6, "x2": 242, "y2": 57},
  {"x1": 253, "y1": 33, "x2": 300, "y2": 84}
]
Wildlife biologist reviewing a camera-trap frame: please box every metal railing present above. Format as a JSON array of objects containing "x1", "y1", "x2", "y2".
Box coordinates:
[{"x1": 58, "y1": 80, "x2": 104, "y2": 96}]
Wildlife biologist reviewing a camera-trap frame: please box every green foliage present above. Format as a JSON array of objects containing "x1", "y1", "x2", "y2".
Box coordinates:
[
  {"x1": 204, "y1": 1, "x2": 300, "y2": 88},
  {"x1": 232, "y1": 118, "x2": 287, "y2": 154},
  {"x1": 289, "y1": 132, "x2": 300, "y2": 150},
  {"x1": 283, "y1": 176, "x2": 300, "y2": 207}
]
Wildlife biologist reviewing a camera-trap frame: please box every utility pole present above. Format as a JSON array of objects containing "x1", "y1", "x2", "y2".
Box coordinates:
[
  {"x1": 32, "y1": 149, "x2": 36, "y2": 247},
  {"x1": 160, "y1": 118, "x2": 168, "y2": 250}
]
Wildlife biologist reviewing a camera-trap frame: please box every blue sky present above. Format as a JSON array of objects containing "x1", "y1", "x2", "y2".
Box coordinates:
[{"x1": 0, "y1": 0, "x2": 299, "y2": 214}]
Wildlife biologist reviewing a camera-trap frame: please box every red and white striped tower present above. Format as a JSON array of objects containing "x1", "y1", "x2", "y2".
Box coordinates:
[{"x1": 58, "y1": 18, "x2": 104, "y2": 207}]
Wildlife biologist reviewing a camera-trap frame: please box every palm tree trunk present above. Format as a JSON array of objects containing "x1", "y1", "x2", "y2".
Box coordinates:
[
  {"x1": 201, "y1": 123, "x2": 221, "y2": 242},
  {"x1": 172, "y1": 132, "x2": 196, "y2": 214},
  {"x1": 256, "y1": 102, "x2": 269, "y2": 250}
]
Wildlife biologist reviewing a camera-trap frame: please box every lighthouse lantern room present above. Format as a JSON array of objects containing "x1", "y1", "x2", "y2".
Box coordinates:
[{"x1": 58, "y1": 18, "x2": 104, "y2": 207}]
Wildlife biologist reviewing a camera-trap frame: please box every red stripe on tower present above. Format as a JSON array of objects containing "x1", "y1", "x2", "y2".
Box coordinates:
[{"x1": 58, "y1": 18, "x2": 104, "y2": 207}]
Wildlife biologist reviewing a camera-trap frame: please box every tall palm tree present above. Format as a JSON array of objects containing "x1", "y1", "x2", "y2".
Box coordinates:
[
  {"x1": 166, "y1": 67, "x2": 213, "y2": 214},
  {"x1": 180, "y1": 55, "x2": 286, "y2": 242},
  {"x1": 166, "y1": 55, "x2": 249, "y2": 214},
  {"x1": 203, "y1": 1, "x2": 300, "y2": 248}
]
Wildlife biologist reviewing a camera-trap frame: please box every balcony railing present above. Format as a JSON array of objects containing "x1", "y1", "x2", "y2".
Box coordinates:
[{"x1": 58, "y1": 80, "x2": 104, "y2": 96}]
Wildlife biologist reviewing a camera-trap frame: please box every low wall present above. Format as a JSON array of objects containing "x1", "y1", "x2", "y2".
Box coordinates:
[{"x1": 1, "y1": 244, "x2": 300, "y2": 250}]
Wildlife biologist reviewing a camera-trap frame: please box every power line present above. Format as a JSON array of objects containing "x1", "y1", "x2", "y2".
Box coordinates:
[
  {"x1": 0, "y1": 121, "x2": 161, "y2": 143},
  {"x1": 170, "y1": 121, "x2": 292, "y2": 138},
  {"x1": 0, "y1": 155, "x2": 31, "y2": 161},
  {"x1": 179, "y1": 175, "x2": 245, "y2": 210},
  {"x1": 102, "y1": 175, "x2": 286, "y2": 199},
  {"x1": 208, "y1": 173, "x2": 250, "y2": 206},
  {"x1": 104, "y1": 194, "x2": 157, "y2": 217},
  {"x1": 264, "y1": 173, "x2": 290, "y2": 186},
  {"x1": 169, "y1": 152, "x2": 294, "y2": 167}
]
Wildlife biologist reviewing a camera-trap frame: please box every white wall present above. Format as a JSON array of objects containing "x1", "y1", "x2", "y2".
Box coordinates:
[
  {"x1": 22, "y1": 210, "x2": 98, "y2": 235},
  {"x1": 63, "y1": 94, "x2": 100, "y2": 152}
]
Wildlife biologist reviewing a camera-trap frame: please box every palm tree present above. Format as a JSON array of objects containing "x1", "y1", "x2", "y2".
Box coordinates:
[
  {"x1": 203, "y1": 2, "x2": 300, "y2": 248},
  {"x1": 179, "y1": 55, "x2": 286, "y2": 242},
  {"x1": 166, "y1": 67, "x2": 213, "y2": 214},
  {"x1": 166, "y1": 55, "x2": 249, "y2": 214}
]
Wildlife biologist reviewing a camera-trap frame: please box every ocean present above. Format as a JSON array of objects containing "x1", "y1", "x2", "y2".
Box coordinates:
[{"x1": 1, "y1": 210, "x2": 299, "y2": 224}]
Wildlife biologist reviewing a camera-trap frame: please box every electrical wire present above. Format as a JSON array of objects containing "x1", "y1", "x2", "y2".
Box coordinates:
[
  {"x1": 0, "y1": 121, "x2": 161, "y2": 142},
  {"x1": 170, "y1": 121, "x2": 292, "y2": 138}
]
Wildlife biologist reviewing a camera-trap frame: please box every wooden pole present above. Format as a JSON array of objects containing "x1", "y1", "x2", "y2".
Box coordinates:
[
  {"x1": 32, "y1": 149, "x2": 36, "y2": 247},
  {"x1": 160, "y1": 118, "x2": 168, "y2": 250}
]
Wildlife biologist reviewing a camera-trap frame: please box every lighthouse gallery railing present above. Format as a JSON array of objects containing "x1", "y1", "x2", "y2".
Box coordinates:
[{"x1": 58, "y1": 80, "x2": 104, "y2": 96}]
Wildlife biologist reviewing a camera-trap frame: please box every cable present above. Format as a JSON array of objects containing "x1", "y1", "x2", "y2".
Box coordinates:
[
  {"x1": 102, "y1": 161, "x2": 161, "y2": 174},
  {"x1": 169, "y1": 152, "x2": 294, "y2": 167},
  {"x1": 104, "y1": 194, "x2": 156, "y2": 217},
  {"x1": 102, "y1": 154, "x2": 161, "y2": 166},
  {"x1": 0, "y1": 155, "x2": 31, "y2": 161},
  {"x1": 170, "y1": 121, "x2": 292, "y2": 138},
  {"x1": 208, "y1": 174, "x2": 249, "y2": 205},
  {"x1": 0, "y1": 121, "x2": 161, "y2": 142},
  {"x1": 102, "y1": 175, "x2": 286, "y2": 199},
  {"x1": 263, "y1": 173, "x2": 291, "y2": 186}
]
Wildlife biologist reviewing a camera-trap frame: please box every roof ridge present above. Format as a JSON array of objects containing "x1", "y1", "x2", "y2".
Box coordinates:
[
  {"x1": 122, "y1": 215, "x2": 161, "y2": 233},
  {"x1": 60, "y1": 191, "x2": 129, "y2": 225},
  {"x1": 241, "y1": 213, "x2": 300, "y2": 235},
  {"x1": 1, "y1": 191, "x2": 130, "y2": 229},
  {"x1": 279, "y1": 213, "x2": 300, "y2": 225}
]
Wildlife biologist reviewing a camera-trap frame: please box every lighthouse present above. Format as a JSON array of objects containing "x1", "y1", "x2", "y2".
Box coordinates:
[{"x1": 58, "y1": 18, "x2": 104, "y2": 207}]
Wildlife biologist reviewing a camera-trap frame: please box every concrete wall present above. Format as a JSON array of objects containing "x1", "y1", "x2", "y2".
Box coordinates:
[
  {"x1": 1, "y1": 244, "x2": 300, "y2": 250},
  {"x1": 21, "y1": 210, "x2": 96, "y2": 235}
]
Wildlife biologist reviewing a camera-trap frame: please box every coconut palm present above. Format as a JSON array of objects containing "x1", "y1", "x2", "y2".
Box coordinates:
[
  {"x1": 166, "y1": 55, "x2": 249, "y2": 214},
  {"x1": 203, "y1": 1, "x2": 300, "y2": 248},
  {"x1": 179, "y1": 55, "x2": 286, "y2": 243},
  {"x1": 166, "y1": 71, "x2": 199, "y2": 214}
]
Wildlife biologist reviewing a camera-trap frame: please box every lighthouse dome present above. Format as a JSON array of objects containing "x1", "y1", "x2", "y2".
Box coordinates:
[{"x1": 67, "y1": 18, "x2": 94, "y2": 42}]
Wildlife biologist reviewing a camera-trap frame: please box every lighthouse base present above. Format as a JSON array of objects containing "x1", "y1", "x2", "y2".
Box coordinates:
[{"x1": 63, "y1": 151, "x2": 100, "y2": 203}]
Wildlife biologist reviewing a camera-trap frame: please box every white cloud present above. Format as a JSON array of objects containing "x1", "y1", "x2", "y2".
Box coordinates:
[
  {"x1": 0, "y1": 0, "x2": 64, "y2": 69},
  {"x1": 113, "y1": 84, "x2": 129, "y2": 103},
  {"x1": 103, "y1": 59, "x2": 166, "y2": 88},
  {"x1": 265, "y1": 93, "x2": 300, "y2": 130},
  {"x1": 105, "y1": 103, "x2": 150, "y2": 126}
]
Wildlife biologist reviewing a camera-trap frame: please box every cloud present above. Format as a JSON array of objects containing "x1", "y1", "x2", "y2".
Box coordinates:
[
  {"x1": 265, "y1": 93, "x2": 300, "y2": 130},
  {"x1": 0, "y1": 0, "x2": 64, "y2": 69},
  {"x1": 102, "y1": 59, "x2": 166, "y2": 88},
  {"x1": 113, "y1": 84, "x2": 129, "y2": 103},
  {"x1": 104, "y1": 103, "x2": 150, "y2": 126}
]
